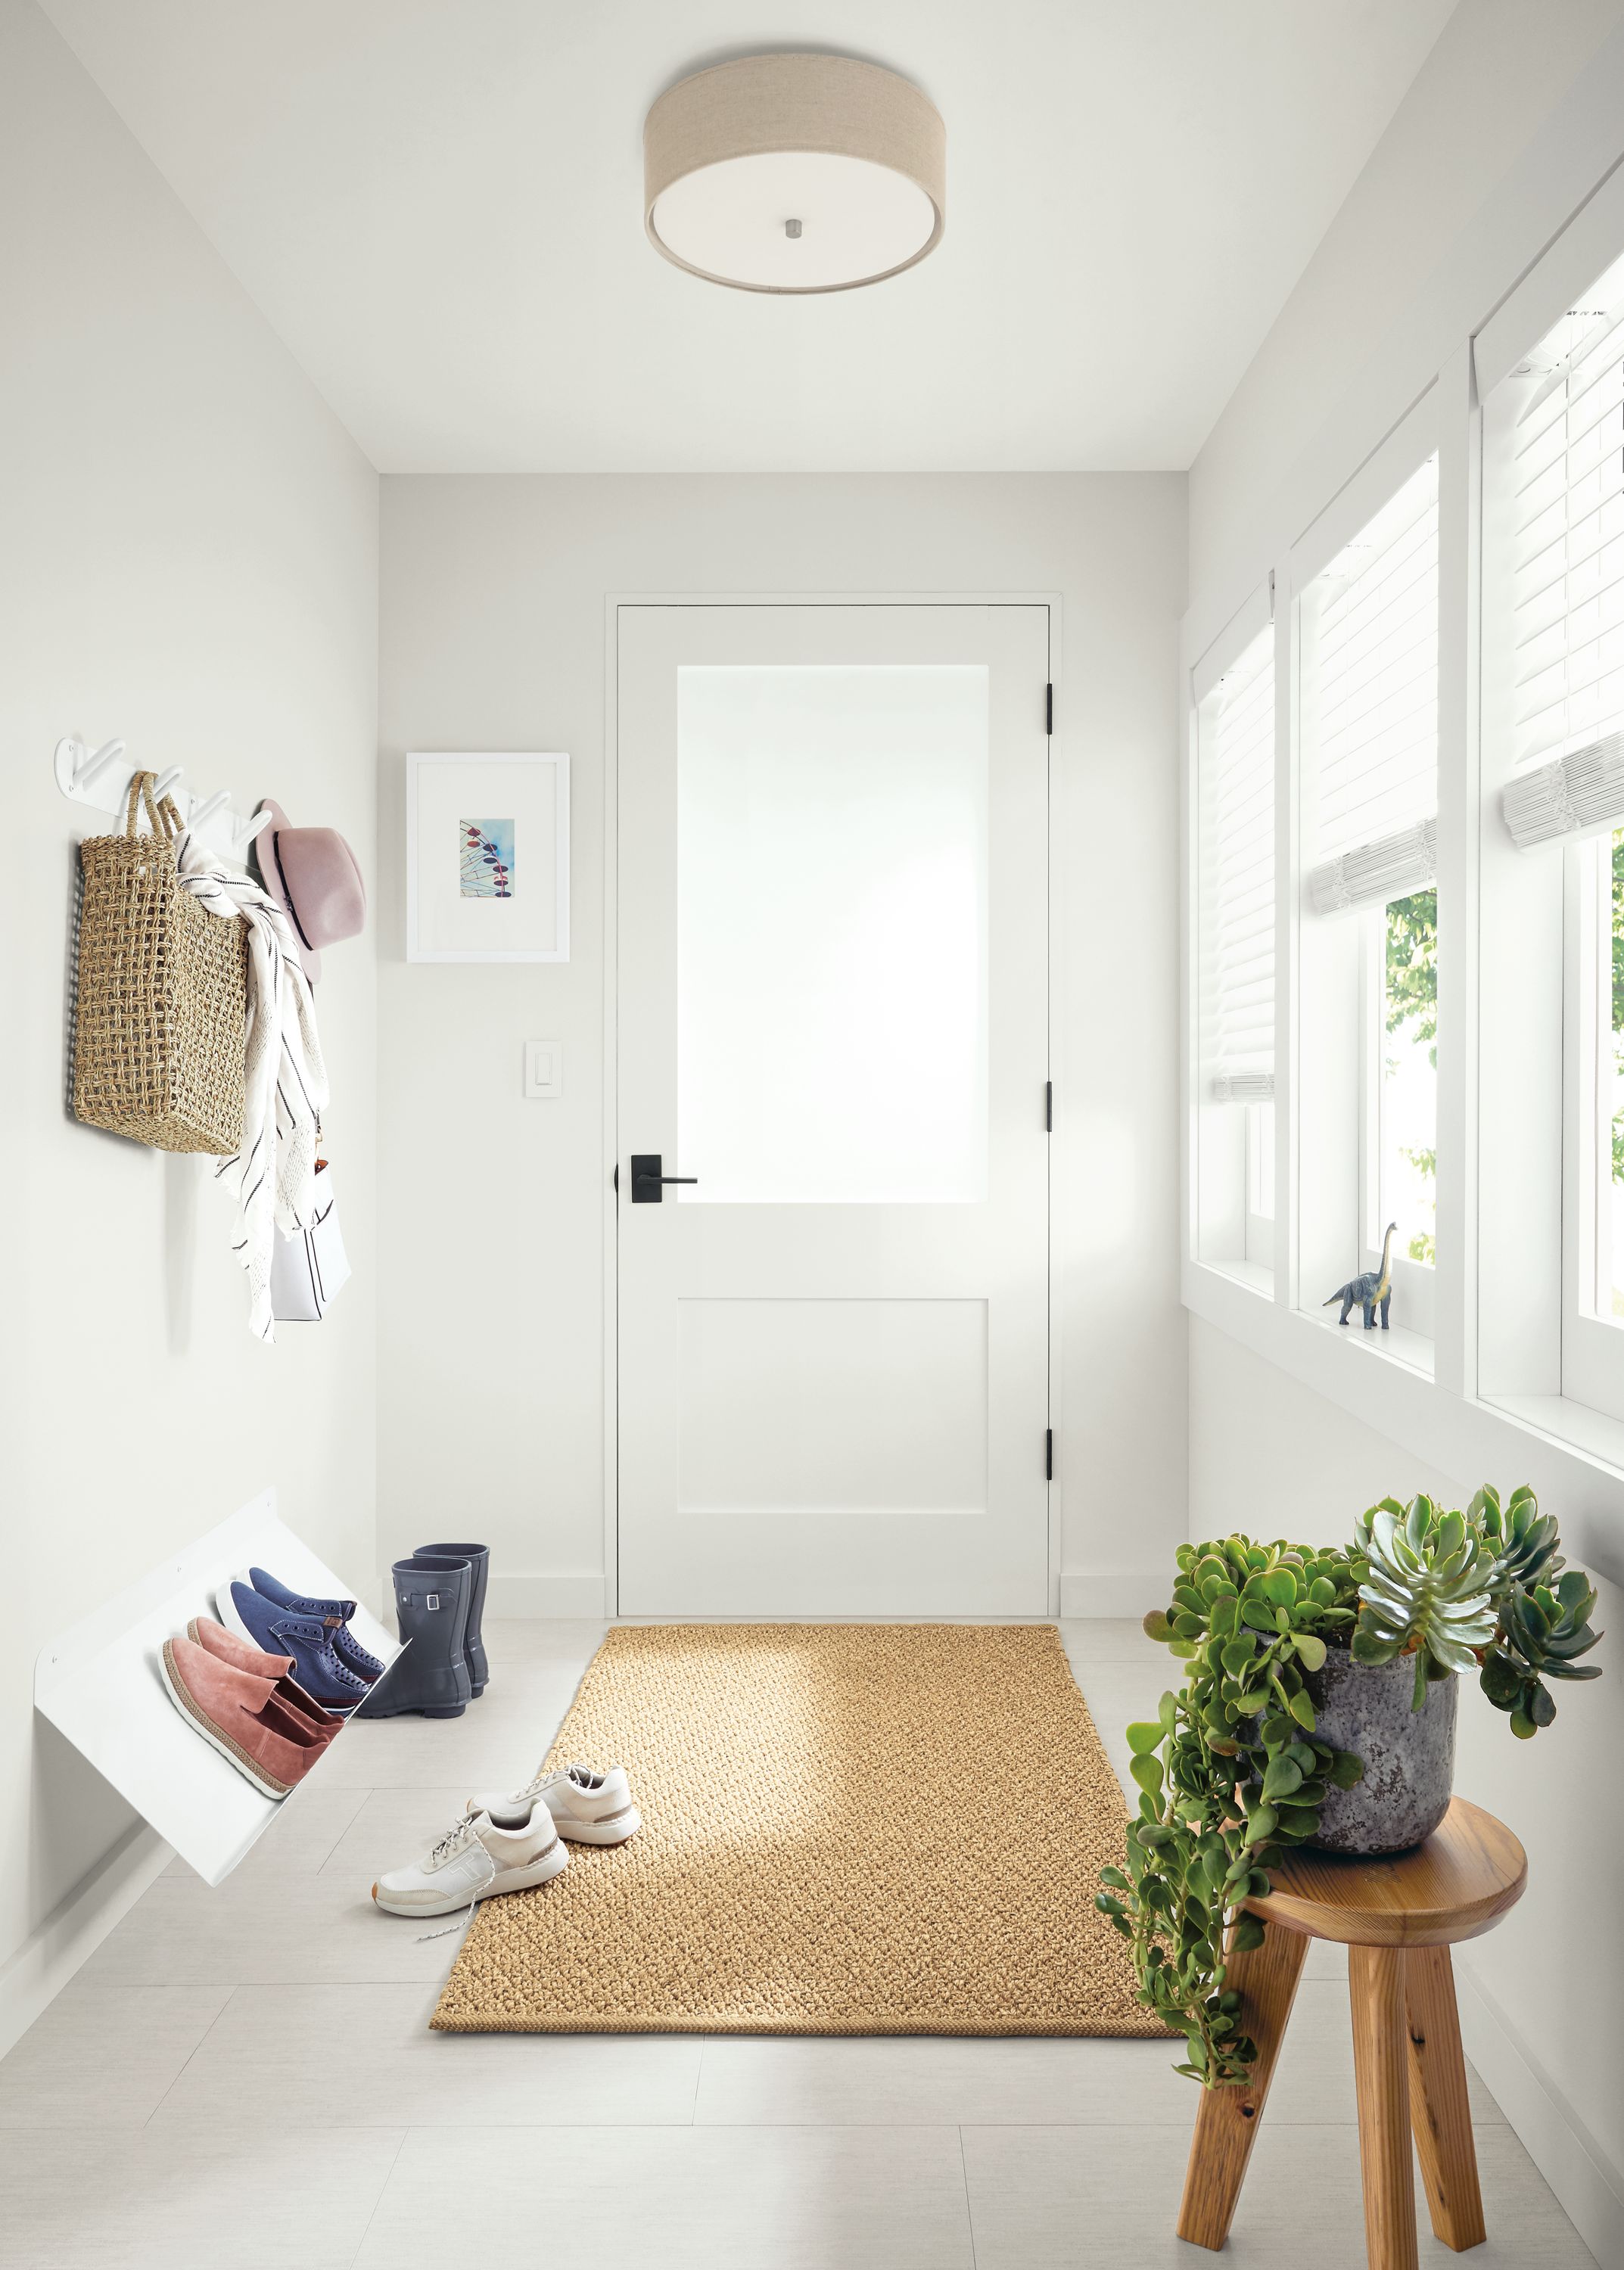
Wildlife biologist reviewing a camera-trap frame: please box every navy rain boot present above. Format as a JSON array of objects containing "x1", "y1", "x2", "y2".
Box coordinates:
[
  {"x1": 414, "y1": 1541, "x2": 489, "y2": 1696},
  {"x1": 357, "y1": 1554, "x2": 474, "y2": 1720}
]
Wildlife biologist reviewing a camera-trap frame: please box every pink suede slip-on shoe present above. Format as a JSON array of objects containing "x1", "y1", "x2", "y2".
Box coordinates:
[
  {"x1": 185, "y1": 1616, "x2": 345, "y2": 1743},
  {"x1": 159, "y1": 1635, "x2": 328, "y2": 1799}
]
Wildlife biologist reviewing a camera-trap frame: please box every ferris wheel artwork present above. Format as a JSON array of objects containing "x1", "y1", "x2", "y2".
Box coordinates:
[
  {"x1": 459, "y1": 817, "x2": 514, "y2": 899},
  {"x1": 407, "y1": 751, "x2": 568, "y2": 962}
]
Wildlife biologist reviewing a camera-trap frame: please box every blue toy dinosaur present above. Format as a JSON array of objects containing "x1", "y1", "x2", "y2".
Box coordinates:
[{"x1": 1324, "y1": 1223, "x2": 1398, "y2": 1329}]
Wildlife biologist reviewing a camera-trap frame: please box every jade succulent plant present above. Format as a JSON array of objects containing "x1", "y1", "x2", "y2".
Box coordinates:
[
  {"x1": 1349, "y1": 1495, "x2": 1497, "y2": 1709},
  {"x1": 1099, "y1": 1482, "x2": 1603, "y2": 2088}
]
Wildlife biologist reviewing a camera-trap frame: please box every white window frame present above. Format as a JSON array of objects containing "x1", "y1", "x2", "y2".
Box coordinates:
[{"x1": 1482, "y1": 225, "x2": 1624, "y2": 1430}]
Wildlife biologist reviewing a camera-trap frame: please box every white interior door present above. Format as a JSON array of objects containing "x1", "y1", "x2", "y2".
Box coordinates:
[{"x1": 617, "y1": 603, "x2": 1050, "y2": 1615}]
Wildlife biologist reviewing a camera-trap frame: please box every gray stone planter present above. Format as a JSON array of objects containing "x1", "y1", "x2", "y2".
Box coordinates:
[{"x1": 1305, "y1": 1646, "x2": 1457, "y2": 1853}]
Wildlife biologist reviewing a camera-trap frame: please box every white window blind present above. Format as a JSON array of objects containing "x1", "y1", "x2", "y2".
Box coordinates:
[
  {"x1": 1305, "y1": 456, "x2": 1439, "y2": 910},
  {"x1": 1500, "y1": 249, "x2": 1624, "y2": 846},
  {"x1": 1202, "y1": 624, "x2": 1274, "y2": 1101}
]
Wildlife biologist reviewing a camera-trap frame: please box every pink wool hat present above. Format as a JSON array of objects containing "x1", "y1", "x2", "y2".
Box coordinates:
[{"x1": 251, "y1": 798, "x2": 366, "y2": 982}]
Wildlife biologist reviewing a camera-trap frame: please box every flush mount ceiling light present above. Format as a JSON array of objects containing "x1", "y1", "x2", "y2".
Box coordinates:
[{"x1": 644, "y1": 54, "x2": 945, "y2": 294}]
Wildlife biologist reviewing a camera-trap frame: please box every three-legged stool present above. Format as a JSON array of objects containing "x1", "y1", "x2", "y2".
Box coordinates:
[{"x1": 1178, "y1": 1797, "x2": 1526, "y2": 2269}]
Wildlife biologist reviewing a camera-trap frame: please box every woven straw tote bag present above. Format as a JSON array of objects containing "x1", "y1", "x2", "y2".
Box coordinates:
[{"x1": 73, "y1": 772, "x2": 248, "y2": 1155}]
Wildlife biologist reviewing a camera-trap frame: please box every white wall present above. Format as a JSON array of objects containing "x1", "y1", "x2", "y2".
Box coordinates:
[
  {"x1": 378, "y1": 473, "x2": 1187, "y2": 1615},
  {"x1": 0, "y1": 0, "x2": 378, "y2": 2044},
  {"x1": 1190, "y1": 1317, "x2": 1624, "y2": 2267}
]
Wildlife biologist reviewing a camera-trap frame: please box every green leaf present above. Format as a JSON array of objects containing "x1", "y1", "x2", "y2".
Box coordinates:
[
  {"x1": 1126, "y1": 1723, "x2": 1163, "y2": 1757},
  {"x1": 1143, "y1": 1609, "x2": 1174, "y2": 1643},
  {"x1": 1291, "y1": 1632, "x2": 1327, "y2": 1673},
  {"x1": 1352, "y1": 1628, "x2": 1397, "y2": 1665},
  {"x1": 1257, "y1": 1569, "x2": 1299, "y2": 1607},
  {"x1": 1261, "y1": 1756, "x2": 1302, "y2": 1802},
  {"x1": 1246, "y1": 1803, "x2": 1278, "y2": 1842},
  {"x1": 1230, "y1": 1913, "x2": 1266, "y2": 1951},
  {"x1": 1240, "y1": 1600, "x2": 1279, "y2": 1633},
  {"x1": 1288, "y1": 1690, "x2": 1318, "y2": 1730},
  {"x1": 1130, "y1": 1754, "x2": 1164, "y2": 1797}
]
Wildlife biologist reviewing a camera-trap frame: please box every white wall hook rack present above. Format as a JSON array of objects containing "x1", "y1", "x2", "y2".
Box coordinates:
[{"x1": 54, "y1": 735, "x2": 266, "y2": 866}]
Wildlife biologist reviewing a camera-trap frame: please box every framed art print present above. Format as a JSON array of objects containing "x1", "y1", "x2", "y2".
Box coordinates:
[{"x1": 406, "y1": 751, "x2": 570, "y2": 962}]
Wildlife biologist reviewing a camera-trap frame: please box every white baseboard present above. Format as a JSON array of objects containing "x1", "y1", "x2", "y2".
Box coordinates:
[
  {"x1": 1455, "y1": 1954, "x2": 1624, "y2": 2268},
  {"x1": 1059, "y1": 1566, "x2": 1162, "y2": 1619},
  {"x1": 486, "y1": 1571, "x2": 606, "y2": 1619},
  {"x1": 0, "y1": 1819, "x2": 170, "y2": 2062}
]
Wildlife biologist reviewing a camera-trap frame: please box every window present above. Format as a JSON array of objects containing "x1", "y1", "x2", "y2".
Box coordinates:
[
  {"x1": 1300, "y1": 452, "x2": 1439, "y2": 1342},
  {"x1": 1195, "y1": 618, "x2": 1275, "y2": 1285},
  {"x1": 1486, "y1": 250, "x2": 1624, "y2": 1417}
]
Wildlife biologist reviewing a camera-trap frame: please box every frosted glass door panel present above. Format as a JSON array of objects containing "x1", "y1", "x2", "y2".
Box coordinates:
[{"x1": 677, "y1": 664, "x2": 989, "y2": 1203}]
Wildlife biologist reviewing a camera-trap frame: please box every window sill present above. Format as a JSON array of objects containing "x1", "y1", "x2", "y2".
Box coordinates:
[
  {"x1": 1201, "y1": 1257, "x2": 1274, "y2": 1298},
  {"x1": 1300, "y1": 1306, "x2": 1435, "y2": 1381},
  {"x1": 1479, "y1": 1392, "x2": 1624, "y2": 1481}
]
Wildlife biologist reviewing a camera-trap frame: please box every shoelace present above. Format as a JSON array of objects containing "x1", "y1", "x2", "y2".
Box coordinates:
[
  {"x1": 514, "y1": 1765, "x2": 602, "y2": 1804},
  {"x1": 428, "y1": 1810, "x2": 481, "y2": 1867}
]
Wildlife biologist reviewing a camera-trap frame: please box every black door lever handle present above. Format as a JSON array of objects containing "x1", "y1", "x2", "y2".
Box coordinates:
[{"x1": 630, "y1": 1153, "x2": 698, "y2": 1203}]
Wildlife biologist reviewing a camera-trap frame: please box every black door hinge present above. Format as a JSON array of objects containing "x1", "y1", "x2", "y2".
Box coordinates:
[
  {"x1": 1045, "y1": 1429, "x2": 1054, "y2": 1481},
  {"x1": 1044, "y1": 1080, "x2": 1053, "y2": 1131},
  {"x1": 1045, "y1": 683, "x2": 1053, "y2": 735}
]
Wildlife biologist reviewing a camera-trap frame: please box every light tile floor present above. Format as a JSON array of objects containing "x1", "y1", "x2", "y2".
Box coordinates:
[{"x1": 0, "y1": 1619, "x2": 1595, "y2": 2268}]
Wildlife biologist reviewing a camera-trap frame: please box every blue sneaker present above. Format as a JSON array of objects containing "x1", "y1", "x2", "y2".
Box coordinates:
[
  {"x1": 216, "y1": 1581, "x2": 371, "y2": 1715},
  {"x1": 235, "y1": 1565, "x2": 385, "y2": 1684}
]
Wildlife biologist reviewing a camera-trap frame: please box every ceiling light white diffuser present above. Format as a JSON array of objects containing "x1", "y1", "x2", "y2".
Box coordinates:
[{"x1": 645, "y1": 54, "x2": 945, "y2": 294}]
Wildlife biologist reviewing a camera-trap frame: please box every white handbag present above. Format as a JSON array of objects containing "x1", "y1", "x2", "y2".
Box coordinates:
[{"x1": 271, "y1": 1159, "x2": 351, "y2": 1323}]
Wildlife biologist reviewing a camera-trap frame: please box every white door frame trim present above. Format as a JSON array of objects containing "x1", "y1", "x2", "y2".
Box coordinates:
[{"x1": 601, "y1": 590, "x2": 1064, "y2": 1620}]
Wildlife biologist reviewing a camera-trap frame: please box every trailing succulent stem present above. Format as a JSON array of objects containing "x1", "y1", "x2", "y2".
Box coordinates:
[
  {"x1": 1103, "y1": 1484, "x2": 1604, "y2": 2088},
  {"x1": 1094, "y1": 1537, "x2": 1364, "y2": 2087}
]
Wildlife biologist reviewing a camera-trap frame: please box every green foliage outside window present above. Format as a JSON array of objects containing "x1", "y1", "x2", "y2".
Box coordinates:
[{"x1": 1386, "y1": 888, "x2": 1437, "y2": 1261}]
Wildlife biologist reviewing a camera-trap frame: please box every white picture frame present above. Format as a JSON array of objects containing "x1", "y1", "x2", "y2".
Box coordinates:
[{"x1": 406, "y1": 750, "x2": 570, "y2": 962}]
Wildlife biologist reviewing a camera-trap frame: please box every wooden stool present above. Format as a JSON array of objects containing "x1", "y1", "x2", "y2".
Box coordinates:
[{"x1": 1178, "y1": 1798, "x2": 1526, "y2": 2270}]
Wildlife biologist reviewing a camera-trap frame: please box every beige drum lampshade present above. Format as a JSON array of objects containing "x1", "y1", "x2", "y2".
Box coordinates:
[{"x1": 644, "y1": 54, "x2": 946, "y2": 294}]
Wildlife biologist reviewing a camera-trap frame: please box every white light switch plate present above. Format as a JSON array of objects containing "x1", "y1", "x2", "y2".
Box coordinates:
[{"x1": 524, "y1": 1039, "x2": 562, "y2": 1098}]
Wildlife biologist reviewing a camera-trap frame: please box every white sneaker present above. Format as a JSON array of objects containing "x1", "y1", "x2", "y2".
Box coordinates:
[
  {"x1": 371, "y1": 1801, "x2": 568, "y2": 1918},
  {"x1": 473, "y1": 1762, "x2": 641, "y2": 1846}
]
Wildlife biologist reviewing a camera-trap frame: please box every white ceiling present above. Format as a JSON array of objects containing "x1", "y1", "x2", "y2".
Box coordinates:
[{"x1": 41, "y1": 0, "x2": 1458, "y2": 473}]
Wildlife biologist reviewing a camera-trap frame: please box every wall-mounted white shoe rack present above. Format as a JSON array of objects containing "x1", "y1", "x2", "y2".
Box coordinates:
[
  {"x1": 35, "y1": 1490, "x2": 400, "y2": 1887},
  {"x1": 54, "y1": 734, "x2": 271, "y2": 861}
]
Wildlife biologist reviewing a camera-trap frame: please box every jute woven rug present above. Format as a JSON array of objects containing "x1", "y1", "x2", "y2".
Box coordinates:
[{"x1": 432, "y1": 1622, "x2": 1164, "y2": 2036}]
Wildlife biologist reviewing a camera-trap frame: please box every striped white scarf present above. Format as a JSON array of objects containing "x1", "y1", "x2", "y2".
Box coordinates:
[{"x1": 174, "y1": 826, "x2": 329, "y2": 1341}]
